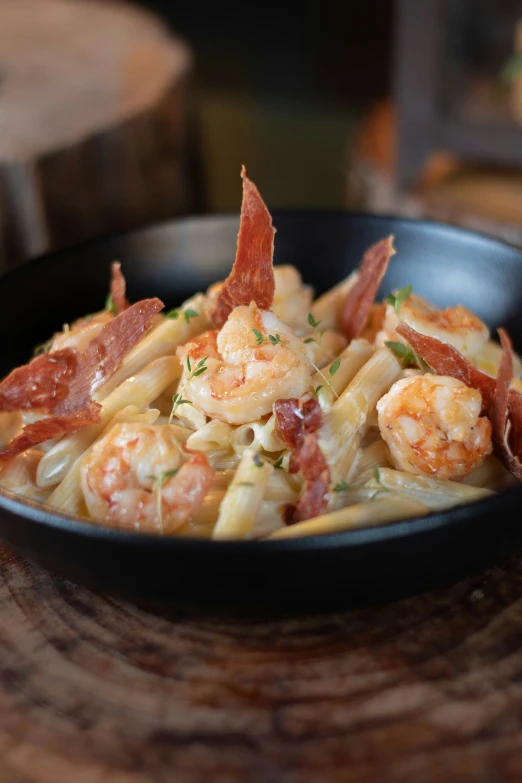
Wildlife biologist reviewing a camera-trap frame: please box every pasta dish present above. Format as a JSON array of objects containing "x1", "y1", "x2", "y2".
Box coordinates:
[{"x1": 0, "y1": 168, "x2": 520, "y2": 540}]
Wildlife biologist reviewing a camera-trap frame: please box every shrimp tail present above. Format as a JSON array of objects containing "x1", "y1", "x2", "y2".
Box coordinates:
[
  {"x1": 211, "y1": 166, "x2": 276, "y2": 328},
  {"x1": 110, "y1": 262, "x2": 130, "y2": 314},
  {"x1": 397, "y1": 322, "x2": 522, "y2": 479},
  {"x1": 340, "y1": 235, "x2": 395, "y2": 340}
]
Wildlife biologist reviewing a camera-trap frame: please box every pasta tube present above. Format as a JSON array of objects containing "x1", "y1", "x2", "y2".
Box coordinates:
[
  {"x1": 309, "y1": 272, "x2": 358, "y2": 331},
  {"x1": 231, "y1": 414, "x2": 285, "y2": 454},
  {"x1": 320, "y1": 348, "x2": 402, "y2": 483},
  {"x1": 37, "y1": 357, "x2": 181, "y2": 488},
  {"x1": 367, "y1": 468, "x2": 494, "y2": 511},
  {"x1": 95, "y1": 294, "x2": 211, "y2": 399},
  {"x1": 313, "y1": 338, "x2": 374, "y2": 410},
  {"x1": 212, "y1": 449, "x2": 273, "y2": 540},
  {"x1": 268, "y1": 494, "x2": 427, "y2": 539}
]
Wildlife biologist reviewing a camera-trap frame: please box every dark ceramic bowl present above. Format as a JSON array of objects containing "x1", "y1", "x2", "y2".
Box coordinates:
[{"x1": 0, "y1": 212, "x2": 521, "y2": 609}]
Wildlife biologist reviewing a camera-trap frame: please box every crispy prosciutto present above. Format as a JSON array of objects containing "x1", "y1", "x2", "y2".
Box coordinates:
[
  {"x1": 110, "y1": 262, "x2": 130, "y2": 314},
  {"x1": 340, "y1": 235, "x2": 395, "y2": 340},
  {"x1": 275, "y1": 397, "x2": 330, "y2": 524},
  {"x1": 397, "y1": 322, "x2": 522, "y2": 479},
  {"x1": 0, "y1": 298, "x2": 163, "y2": 416},
  {"x1": 211, "y1": 166, "x2": 276, "y2": 328},
  {"x1": 0, "y1": 404, "x2": 101, "y2": 463},
  {"x1": 0, "y1": 298, "x2": 163, "y2": 459}
]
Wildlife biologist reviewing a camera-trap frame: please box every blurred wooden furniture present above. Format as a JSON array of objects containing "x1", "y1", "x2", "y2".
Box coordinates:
[
  {"x1": 348, "y1": 99, "x2": 522, "y2": 246},
  {"x1": 395, "y1": 0, "x2": 522, "y2": 188},
  {"x1": 0, "y1": 0, "x2": 201, "y2": 273},
  {"x1": 2, "y1": 546, "x2": 522, "y2": 781}
]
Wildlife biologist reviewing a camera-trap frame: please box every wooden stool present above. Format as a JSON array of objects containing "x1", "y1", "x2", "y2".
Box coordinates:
[{"x1": 0, "y1": 0, "x2": 199, "y2": 272}]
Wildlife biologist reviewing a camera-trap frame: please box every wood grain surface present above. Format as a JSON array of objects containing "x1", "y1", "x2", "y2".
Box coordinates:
[
  {"x1": 0, "y1": 0, "x2": 198, "y2": 272},
  {"x1": 1, "y1": 548, "x2": 522, "y2": 781}
]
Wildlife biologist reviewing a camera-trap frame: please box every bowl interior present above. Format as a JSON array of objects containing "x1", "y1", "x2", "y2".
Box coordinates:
[
  {"x1": 2, "y1": 212, "x2": 522, "y2": 376},
  {"x1": 1, "y1": 212, "x2": 522, "y2": 605}
]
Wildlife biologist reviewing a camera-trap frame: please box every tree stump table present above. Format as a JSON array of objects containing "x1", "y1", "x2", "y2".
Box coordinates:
[
  {"x1": 0, "y1": 0, "x2": 198, "y2": 273},
  {"x1": 1, "y1": 545, "x2": 522, "y2": 782}
]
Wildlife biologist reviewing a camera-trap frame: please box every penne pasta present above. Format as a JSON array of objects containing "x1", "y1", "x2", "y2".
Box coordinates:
[
  {"x1": 349, "y1": 439, "x2": 392, "y2": 484},
  {"x1": 0, "y1": 412, "x2": 21, "y2": 449},
  {"x1": 309, "y1": 271, "x2": 358, "y2": 331},
  {"x1": 212, "y1": 449, "x2": 273, "y2": 540},
  {"x1": 94, "y1": 294, "x2": 211, "y2": 400},
  {"x1": 37, "y1": 357, "x2": 180, "y2": 488},
  {"x1": 366, "y1": 468, "x2": 495, "y2": 511},
  {"x1": 320, "y1": 348, "x2": 402, "y2": 483},
  {"x1": 0, "y1": 173, "x2": 514, "y2": 542},
  {"x1": 313, "y1": 338, "x2": 374, "y2": 410},
  {"x1": 231, "y1": 414, "x2": 285, "y2": 454},
  {"x1": 268, "y1": 494, "x2": 428, "y2": 539},
  {"x1": 186, "y1": 420, "x2": 233, "y2": 453}
]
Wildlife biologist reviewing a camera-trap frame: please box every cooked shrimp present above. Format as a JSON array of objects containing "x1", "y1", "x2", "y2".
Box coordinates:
[
  {"x1": 0, "y1": 449, "x2": 48, "y2": 501},
  {"x1": 378, "y1": 293, "x2": 489, "y2": 359},
  {"x1": 272, "y1": 266, "x2": 313, "y2": 333},
  {"x1": 377, "y1": 374, "x2": 492, "y2": 480},
  {"x1": 206, "y1": 264, "x2": 312, "y2": 334},
  {"x1": 51, "y1": 311, "x2": 113, "y2": 352},
  {"x1": 176, "y1": 302, "x2": 312, "y2": 425},
  {"x1": 81, "y1": 423, "x2": 214, "y2": 533}
]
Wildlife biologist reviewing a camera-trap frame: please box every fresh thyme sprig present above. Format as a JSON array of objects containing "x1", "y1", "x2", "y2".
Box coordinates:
[
  {"x1": 308, "y1": 313, "x2": 321, "y2": 329},
  {"x1": 169, "y1": 354, "x2": 208, "y2": 423},
  {"x1": 252, "y1": 329, "x2": 340, "y2": 399},
  {"x1": 384, "y1": 340, "x2": 428, "y2": 371},
  {"x1": 105, "y1": 293, "x2": 117, "y2": 315},
  {"x1": 166, "y1": 307, "x2": 200, "y2": 324},
  {"x1": 385, "y1": 284, "x2": 412, "y2": 316},
  {"x1": 148, "y1": 468, "x2": 179, "y2": 532},
  {"x1": 333, "y1": 481, "x2": 352, "y2": 493}
]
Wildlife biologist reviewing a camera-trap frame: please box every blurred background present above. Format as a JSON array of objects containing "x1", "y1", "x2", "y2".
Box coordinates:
[{"x1": 1, "y1": 0, "x2": 522, "y2": 272}]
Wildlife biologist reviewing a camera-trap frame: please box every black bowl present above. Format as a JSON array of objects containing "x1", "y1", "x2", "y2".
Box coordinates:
[{"x1": 1, "y1": 212, "x2": 522, "y2": 609}]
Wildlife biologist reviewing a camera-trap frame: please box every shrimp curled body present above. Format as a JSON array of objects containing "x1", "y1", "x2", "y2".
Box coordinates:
[
  {"x1": 177, "y1": 303, "x2": 312, "y2": 425},
  {"x1": 379, "y1": 294, "x2": 489, "y2": 359},
  {"x1": 81, "y1": 423, "x2": 214, "y2": 532},
  {"x1": 377, "y1": 374, "x2": 492, "y2": 480}
]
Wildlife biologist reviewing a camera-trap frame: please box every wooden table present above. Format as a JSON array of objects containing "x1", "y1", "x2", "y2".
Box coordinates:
[
  {"x1": 1, "y1": 548, "x2": 522, "y2": 781},
  {"x1": 0, "y1": 0, "x2": 198, "y2": 272}
]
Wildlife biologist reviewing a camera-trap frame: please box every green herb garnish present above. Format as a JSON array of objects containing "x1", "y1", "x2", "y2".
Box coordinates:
[
  {"x1": 273, "y1": 456, "x2": 284, "y2": 469},
  {"x1": 169, "y1": 355, "x2": 208, "y2": 422},
  {"x1": 329, "y1": 358, "x2": 341, "y2": 377},
  {"x1": 385, "y1": 284, "x2": 412, "y2": 316},
  {"x1": 184, "y1": 308, "x2": 199, "y2": 324},
  {"x1": 308, "y1": 313, "x2": 321, "y2": 329},
  {"x1": 384, "y1": 340, "x2": 427, "y2": 371},
  {"x1": 251, "y1": 329, "x2": 339, "y2": 399},
  {"x1": 333, "y1": 481, "x2": 351, "y2": 493}
]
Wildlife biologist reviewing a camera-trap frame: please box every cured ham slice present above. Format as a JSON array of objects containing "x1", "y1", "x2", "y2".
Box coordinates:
[
  {"x1": 275, "y1": 397, "x2": 330, "y2": 524},
  {"x1": 0, "y1": 404, "x2": 101, "y2": 462},
  {"x1": 0, "y1": 298, "x2": 163, "y2": 416},
  {"x1": 57, "y1": 297, "x2": 163, "y2": 415},
  {"x1": 211, "y1": 167, "x2": 276, "y2": 328},
  {"x1": 0, "y1": 350, "x2": 77, "y2": 413},
  {"x1": 396, "y1": 323, "x2": 496, "y2": 410},
  {"x1": 274, "y1": 398, "x2": 322, "y2": 473},
  {"x1": 397, "y1": 322, "x2": 522, "y2": 479},
  {"x1": 110, "y1": 262, "x2": 130, "y2": 314},
  {"x1": 340, "y1": 235, "x2": 395, "y2": 340}
]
